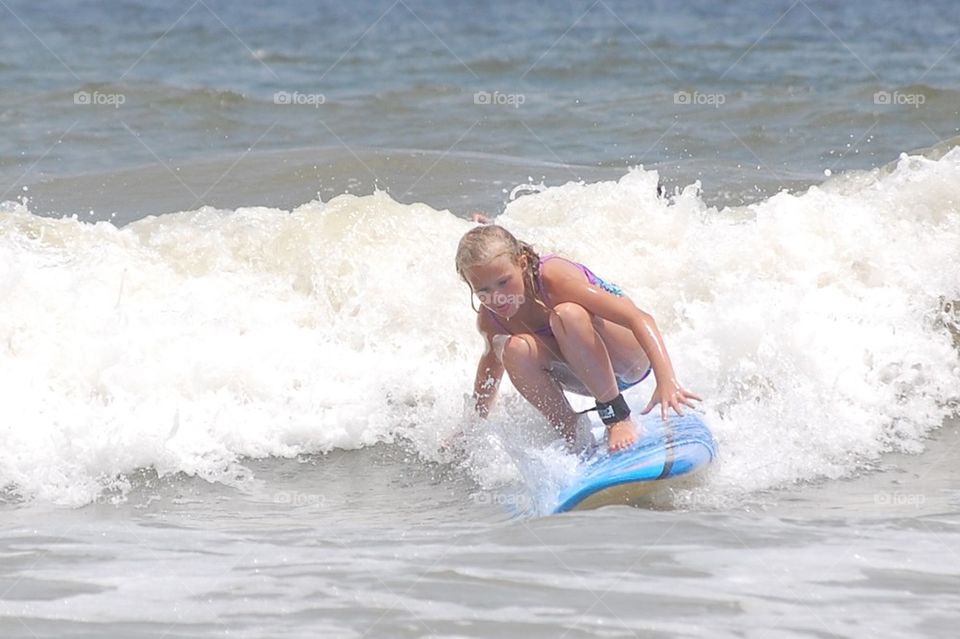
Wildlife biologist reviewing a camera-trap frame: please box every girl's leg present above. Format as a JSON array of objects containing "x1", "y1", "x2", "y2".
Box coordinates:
[
  {"x1": 496, "y1": 334, "x2": 582, "y2": 444},
  {"x1": 547, "y1": 302, "x2": 646, "y2": 452},
  {"x1": 493, "y1": 306, "x2": 652, "y2": 452},
  {"x1": 547, "y1": 303, "x2": 621, "y2": 402},
  {"x1": 589, "y1": 314, "x2": 652, "y2": 382}
]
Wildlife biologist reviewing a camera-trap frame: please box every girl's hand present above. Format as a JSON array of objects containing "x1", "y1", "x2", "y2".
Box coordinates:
[{"x1": 640, "y1": 378, "x2": 702, "y2": 421}]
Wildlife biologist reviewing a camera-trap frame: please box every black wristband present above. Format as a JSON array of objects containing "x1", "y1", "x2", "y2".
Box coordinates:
[{"x1": 596, "y1": 393, "x2": 630, "y2": 426}]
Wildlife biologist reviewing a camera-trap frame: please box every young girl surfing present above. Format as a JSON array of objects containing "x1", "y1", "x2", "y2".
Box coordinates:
[{"x1": 455, "y1": 220, "x2": 701, "y2": 454}]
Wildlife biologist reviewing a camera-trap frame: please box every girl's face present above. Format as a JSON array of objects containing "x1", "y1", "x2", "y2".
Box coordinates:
[{"x1": 464, "y1": 253, "x2": 528, "y2": 318}]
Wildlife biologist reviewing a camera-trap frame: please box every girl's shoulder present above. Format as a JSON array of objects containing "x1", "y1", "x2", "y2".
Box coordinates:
[{"x1": 537, "y1": 254, "x2": 588, "y2": 295}]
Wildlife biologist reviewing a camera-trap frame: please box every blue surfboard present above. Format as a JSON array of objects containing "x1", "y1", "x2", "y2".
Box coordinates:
[{"x1": 553, "y1": 412, "x2": 718, "y2": 513}]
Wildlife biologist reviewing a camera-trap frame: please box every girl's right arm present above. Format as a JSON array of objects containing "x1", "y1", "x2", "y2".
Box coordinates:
[{"x1": 472, "y1": 316, "x2": 504, "y2": 418}]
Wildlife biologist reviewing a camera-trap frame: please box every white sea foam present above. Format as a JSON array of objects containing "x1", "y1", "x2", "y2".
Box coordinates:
[{"x1": 1, "y1": 149, "x2": 958, "y2": 505}]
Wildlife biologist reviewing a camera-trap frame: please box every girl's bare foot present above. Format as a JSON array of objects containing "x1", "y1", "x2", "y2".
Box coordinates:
[{"x1": 606, "y1": 418, "x2": 640, "y2": 453}]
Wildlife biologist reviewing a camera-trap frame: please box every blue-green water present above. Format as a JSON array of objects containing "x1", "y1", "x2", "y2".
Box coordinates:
[{"x1": 3, "y1": 0, "x2": 958, "y2": 213}]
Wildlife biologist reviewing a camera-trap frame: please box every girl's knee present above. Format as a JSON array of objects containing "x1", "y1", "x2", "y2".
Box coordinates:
[
  {"x1": 497, "y1": 334, "x2": 537, "y2": 368},
  {"x1": 549, "y1": 302, "x2": 592, "y2": 331}
]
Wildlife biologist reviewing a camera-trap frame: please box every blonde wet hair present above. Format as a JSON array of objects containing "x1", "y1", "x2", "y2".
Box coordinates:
[{"x1": 455, "y1": 224, "x2": 550, "y2": 314}]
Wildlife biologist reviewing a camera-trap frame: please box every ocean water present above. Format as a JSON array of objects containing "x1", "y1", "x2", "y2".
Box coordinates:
[{"x1": 2, "y1": 1, "x2": 960, "y2": 637}]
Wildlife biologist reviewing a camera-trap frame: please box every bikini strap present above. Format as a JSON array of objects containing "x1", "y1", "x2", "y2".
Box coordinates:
[
  {"x1": 535, "y1": 254, "x2": 555, "y2": 302},
  {"x1": 536, "y1": 254, "x2": 593, "y2": 303}
]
